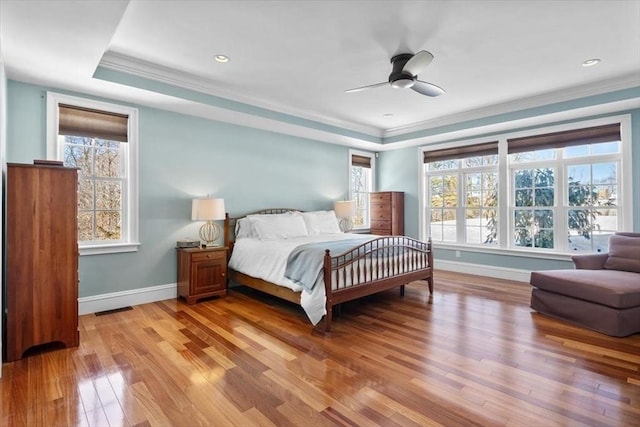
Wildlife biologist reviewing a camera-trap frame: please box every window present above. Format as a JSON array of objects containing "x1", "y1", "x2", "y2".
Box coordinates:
[
  {"x1": 349, "y1": 150, "x2": 375, "y2": 230},
  {"x1": 422, "y1": 118, "x2": 632, "y2": 255},
  {"x1": 424, "y1": 142, "x2": 499, "y2": 245},
  {"x1": 47, "y1": 92, "x2": 139, "y2": 255}
]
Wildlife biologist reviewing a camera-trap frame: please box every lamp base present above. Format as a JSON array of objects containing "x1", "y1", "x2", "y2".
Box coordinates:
[
  {"x1": 339, "y1": 218, "x2": 353, "y2": 233},
  {"x1": 199, "y1": 221, "x2": 222, "y2": 246}
]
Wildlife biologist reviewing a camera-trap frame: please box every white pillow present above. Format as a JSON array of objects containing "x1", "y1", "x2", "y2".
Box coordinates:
[
  {"x1": 250, "y1": 213, "x2": 309, "y2": 240},
  {"x1": 235, "y1": 218, "x2": 257, "y2": 239},
  {"x1": 236, "y1": 212, "x2": 298, "y2": 239},
  {"x1": 299, "y1": 210, "x2": 342, "y2": 235}
]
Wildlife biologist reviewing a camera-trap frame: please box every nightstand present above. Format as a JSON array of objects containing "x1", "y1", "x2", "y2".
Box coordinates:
[{"x1": 176, "y1": 246, "x2": 228, "y2": 304}]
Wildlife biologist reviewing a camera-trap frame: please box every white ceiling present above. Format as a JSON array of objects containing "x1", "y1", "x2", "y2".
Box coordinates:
[{"x1": 1, "y1": 0, "x2": 639, "y2": 146}]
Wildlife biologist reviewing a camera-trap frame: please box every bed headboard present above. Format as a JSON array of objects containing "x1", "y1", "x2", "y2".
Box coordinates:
[{"x1": 223, "y1": 208, "x2": 301, "y2": 251}]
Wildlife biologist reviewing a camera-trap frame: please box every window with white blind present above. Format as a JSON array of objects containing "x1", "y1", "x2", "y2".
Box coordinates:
[
  {"x1": 47, "y1": 92, "x2": 140, "y2": 255},
  {"x1": 422, "y1": 117, "x2": 632, "y2": 255}
]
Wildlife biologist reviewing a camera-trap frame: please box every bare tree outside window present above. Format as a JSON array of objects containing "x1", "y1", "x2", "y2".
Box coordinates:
[{"x1": 62, "y1": 136, "x2": 124, "y2": 242}]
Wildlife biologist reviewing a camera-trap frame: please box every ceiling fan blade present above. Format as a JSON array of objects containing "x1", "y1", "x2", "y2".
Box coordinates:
[
  {"x1": 344, "y1": 82, "x2": 388, "y2": 93},
  {"x1": 402, "y1": 50, "x2": 434, "y2": 75},
  {"x1": 412, "y1": 80, "x2": 445, "y2": 97}
]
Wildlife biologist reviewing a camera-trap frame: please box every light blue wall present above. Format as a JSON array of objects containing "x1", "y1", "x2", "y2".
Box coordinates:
[
  {"x1": 378, "y1": 95, "x2": 640, "y2": 271},
  {"x1": 7, "y1": 81, "x2": 349, "y2": 297},
  {"x1": 6, "y1": 79, "x2": 640, "y2": 296}
]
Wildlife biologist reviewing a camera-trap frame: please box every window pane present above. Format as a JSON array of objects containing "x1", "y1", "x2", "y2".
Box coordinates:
[
  {"x1": 429, "y1": 209, "x2": 456, "y2": 242},
  {"x1": 591, "y1": 141, "x2": 619, "y2": 155},
  {"x1": 462, "y1": 155, "x2": 496, "y2": 168},
  {"x1": 428, "y1": 159, "x2": 458, "y2": 171},
  {"x1": 515, "y1": 189, "x2": 532, "y2": 207},
  {"x1": 96, "y1": 211, "x2": 121, "y2": 240},
  {"x1": 534, "y1": 188, "x2": 554, "y2": 206},
  {"x1": 592, "y1": 162, "x2": 616, "y2": 185},
  {"x1": 95, "y1": 146, "x2": 121, "y2": 178},
  {"x1": 63, "y1": 143, "x2": 93, "y2": 175},
  {"x1": 535, "y1": 229, "x2": 554, "y2": 248},
  {"x1": 78, "y1": 178, "x2": 94, "y2": 210},
  {"x1": 96, "y1": 180, "x2": 122, "y2": 210},
  {"x1": 78, "y1": 211, "x2": 94, "y2": 241},
  {"x1": 565, "y1": 141, "x2": 620, "y2": 158},
  {"x1": 535, "y1": 209, "x2": 553, "y2": 229},
  {"x1": 565, "y1": 145, "x2": 589, "y2": 158},
  {"x1": 510, "y1": 149, "x2": 556, "y2": 163}
]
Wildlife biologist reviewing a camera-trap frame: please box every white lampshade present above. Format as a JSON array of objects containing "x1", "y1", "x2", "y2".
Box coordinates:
[
  {"x1": 334, "y1": 200, "x2": 356, "y2": 218},
  {"x1": 191, "y1": 198, "x2": 226, "y2": 221}
]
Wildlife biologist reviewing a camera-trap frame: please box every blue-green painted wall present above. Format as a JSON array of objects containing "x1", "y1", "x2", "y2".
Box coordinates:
[
  {"x1": 6, "y1": 79, "x2": 640, "y2": 297},
  {"x1": 7, "y1": 81, "x2": 349, "y2": 297}
]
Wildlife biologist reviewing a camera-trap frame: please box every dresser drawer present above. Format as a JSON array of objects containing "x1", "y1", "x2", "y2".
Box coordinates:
[
  {"x1": 192, "y1": 250, "x2": 225, "y2": 262},
  {"x1": 370, "y1": 192, "x2": 391, "y2": 203},
  {"x1": 370, "y1": 220, "x2": 391, "y2": 230},
  {"x1": 371, "y1": 204, "x2": 391, "y2": 220}
]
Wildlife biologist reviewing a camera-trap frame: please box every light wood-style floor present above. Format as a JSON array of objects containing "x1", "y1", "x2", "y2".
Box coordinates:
[{"x1": 1, "y1": 270, "x2": 639, "y2": 426}]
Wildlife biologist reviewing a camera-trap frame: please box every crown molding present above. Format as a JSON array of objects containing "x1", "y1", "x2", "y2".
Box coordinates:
[
  {"x1": 99, "y1": 51, "x2": 382, "y2": 138},
  {"x1": 383, "y1": 72, "x2": 640, "y2": 139}
]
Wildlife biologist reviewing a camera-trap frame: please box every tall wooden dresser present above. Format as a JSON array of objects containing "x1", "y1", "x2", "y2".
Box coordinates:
[
  {"x1": 370, "y1": 191, "x2": 404, "y2": 235},
  {"x1": 4, "y1": 163, "x2": 79, "y2": 362}
]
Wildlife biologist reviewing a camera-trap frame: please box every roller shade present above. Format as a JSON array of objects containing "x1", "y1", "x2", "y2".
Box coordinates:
[
  {"x1": 352, "y1": 154, "x2": 372, "y2": 168},
  {"x1": 507, "y1": 123, "x2": 620, "y2": 154},
  {"x1": 59, "y1": 104, "x2": 129, "y2": 142},
  {"x1": 423, "y1": 141, "x2": 498, "y2": 163}
]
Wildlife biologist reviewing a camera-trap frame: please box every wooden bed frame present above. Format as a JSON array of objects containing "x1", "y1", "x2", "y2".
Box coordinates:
[{"x1": 224, "y1": 209, "x2": 433, "y2": 332}]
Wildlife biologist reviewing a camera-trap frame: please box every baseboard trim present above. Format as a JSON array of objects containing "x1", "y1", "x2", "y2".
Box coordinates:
[
  {"x1": 77, "y1": 262, "x2": 528, "y2": 315},
  {"x1": 78, "y1": 283, "x2": 177, "y2": 315},
  {"x1": 435, "y1": 259, "x2": 531, "y2": 283}
]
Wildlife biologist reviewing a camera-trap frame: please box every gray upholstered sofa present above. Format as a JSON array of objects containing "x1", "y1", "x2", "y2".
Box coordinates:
[{"x1": 529, "y1": 232, "x2": 640, "y2": 337}]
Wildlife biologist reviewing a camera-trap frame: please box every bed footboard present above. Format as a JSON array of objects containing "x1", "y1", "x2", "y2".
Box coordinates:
[{"x1": 319, "y1": 236, "x2": 433, "y2": 332}]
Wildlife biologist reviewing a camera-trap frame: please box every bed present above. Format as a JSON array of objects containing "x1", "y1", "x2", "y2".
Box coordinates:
[{"x1": 224, "y1": 208, "x2": 433, "y2": 332}]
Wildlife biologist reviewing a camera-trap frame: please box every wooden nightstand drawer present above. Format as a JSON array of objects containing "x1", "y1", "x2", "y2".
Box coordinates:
[{"x1": 192, "y1": 250, "x2": 225, "y2": 262}]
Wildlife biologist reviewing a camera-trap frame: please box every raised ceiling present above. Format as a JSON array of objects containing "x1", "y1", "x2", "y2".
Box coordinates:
[{"x1": 1, "y1": 0, "x2": 639, "y2": 148}]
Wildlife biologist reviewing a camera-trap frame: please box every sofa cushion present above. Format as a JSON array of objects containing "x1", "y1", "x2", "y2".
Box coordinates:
[
  {"x1": 604, "y1": 234, "x2": 640, "y2": 273},
  {"x1": 530, "y1": 269, "x2": 640, "y2": 309}
]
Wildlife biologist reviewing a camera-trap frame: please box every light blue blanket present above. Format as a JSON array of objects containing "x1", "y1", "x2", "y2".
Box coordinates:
[{"x1": 284, "y1": 236, "x2": 375, "y2": 291}]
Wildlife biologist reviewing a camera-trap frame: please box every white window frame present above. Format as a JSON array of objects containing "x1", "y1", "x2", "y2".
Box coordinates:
[
  {"x1": 348, "y1": 149, "x2": 376, "y2": 230},
  {"x1": 46, "y1": 92, "x2": 140, "y2": 255},
  {"x1": 420, "y1": 114, "x2": 633, "y2": 259}
]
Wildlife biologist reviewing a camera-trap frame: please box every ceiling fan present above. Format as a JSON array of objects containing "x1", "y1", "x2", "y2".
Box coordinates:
[{"x1": 345, "y1": 50, "x2": 445, "y2": 97}]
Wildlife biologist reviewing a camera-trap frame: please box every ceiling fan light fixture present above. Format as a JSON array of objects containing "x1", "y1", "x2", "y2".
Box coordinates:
[{"x1": 390, "y1": 78, "x2": 415, "y2": 89}]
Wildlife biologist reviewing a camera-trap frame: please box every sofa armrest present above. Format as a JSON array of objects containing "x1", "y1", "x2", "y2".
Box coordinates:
[{"x1": 571, "y1": 253, "x2": 608, "y2": 269}]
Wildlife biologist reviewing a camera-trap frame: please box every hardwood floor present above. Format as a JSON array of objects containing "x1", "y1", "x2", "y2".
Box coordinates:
[{"x1": 2, "y1": 270, "x2": 639, "y2": 426}]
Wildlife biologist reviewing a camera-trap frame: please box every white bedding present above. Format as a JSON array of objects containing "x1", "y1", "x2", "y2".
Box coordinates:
[{"x1": 228, "y1": 233, "x2": 373, "y2": 325}]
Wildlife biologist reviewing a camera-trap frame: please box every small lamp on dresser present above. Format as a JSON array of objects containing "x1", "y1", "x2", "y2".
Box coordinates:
[
  {"x1": 192, "y1": 197, "x2": 226, "y2": 246},
  {"x1": 334, "y1": 200, "x2": 356, "y2": 233}
]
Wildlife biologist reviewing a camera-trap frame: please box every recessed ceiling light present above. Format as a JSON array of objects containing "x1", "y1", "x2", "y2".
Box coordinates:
[
  {"x1": 214, "y1": 55, "x2": 230, "y2": 63},
  {"x1": 383, "y1": 113, "x2": 394, "y2": 118},
  {"x1": 582, "y1": 58, "x2": 600, "y2": 67}
]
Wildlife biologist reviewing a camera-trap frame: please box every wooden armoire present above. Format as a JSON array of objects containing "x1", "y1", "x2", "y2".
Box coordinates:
[
  {"x1": 4, "y1": 162, "x2": 79, "y2": 362},
  {"x1": 370, "y1": 191, "x2": 404, "y2": 235}
]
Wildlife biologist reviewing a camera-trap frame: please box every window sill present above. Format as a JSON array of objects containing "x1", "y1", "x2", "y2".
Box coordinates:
[
  {"x1": 80, "y1": 242, "x2": 141, "y2": 256},
  {"x1": 432, "y1": 242, "x2": 575, "y2": 261}
]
